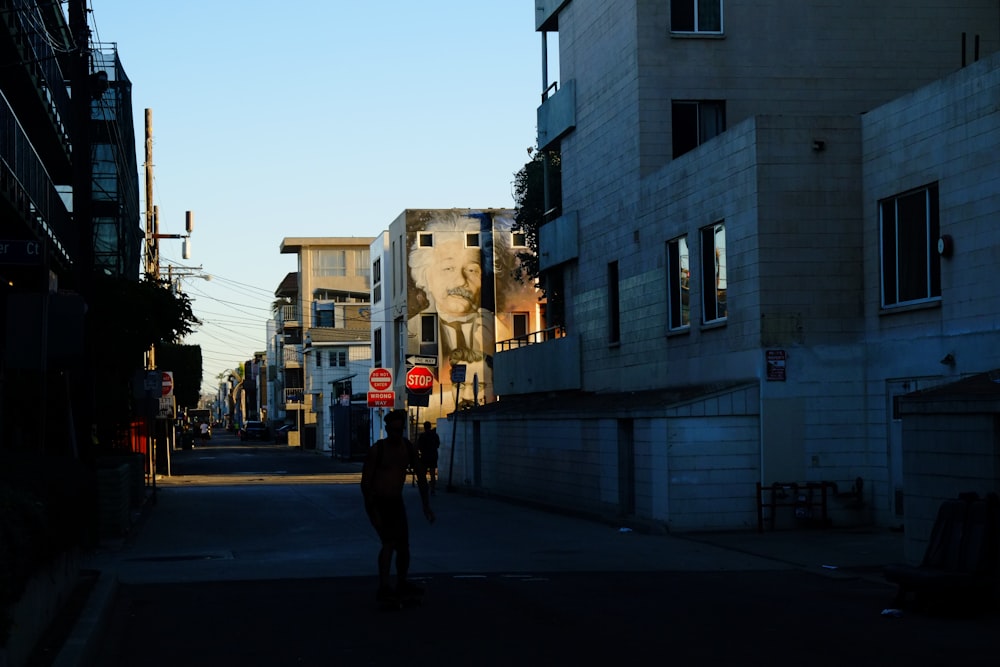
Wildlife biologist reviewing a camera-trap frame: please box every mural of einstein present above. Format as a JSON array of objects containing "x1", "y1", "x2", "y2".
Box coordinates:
[{"x1": 406, "y1": 209, "x2": 538, "y2": 412}]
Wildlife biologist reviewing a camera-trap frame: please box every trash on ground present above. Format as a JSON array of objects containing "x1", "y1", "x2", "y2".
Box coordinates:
[
  {"x1": 821, "y1": 564, "x2": 839, "y2": 570},
  {"x1": 618, "y1": 527, "x2": 633, "y2": 533},
  {"x1": 880, "y1": 608, "x2": 903, "y2": 618}
]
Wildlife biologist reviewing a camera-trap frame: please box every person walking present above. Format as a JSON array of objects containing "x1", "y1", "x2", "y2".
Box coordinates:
[
  {"x1": 416, "y1": 421, "x2": 441, "y2": 494},
  {"x1": 360, "y1": 410, "x2": 435, "y2": 604}
]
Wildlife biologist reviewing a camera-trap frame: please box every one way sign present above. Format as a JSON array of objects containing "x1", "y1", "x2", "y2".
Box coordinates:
[{"x1": 406, "y1": 355, "x2": 437, "y2": 367}]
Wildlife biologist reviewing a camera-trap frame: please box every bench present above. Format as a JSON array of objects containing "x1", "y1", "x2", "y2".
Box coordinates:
[{"x1": 883, "y1": 492, "x2": 1000, "y2": 609}]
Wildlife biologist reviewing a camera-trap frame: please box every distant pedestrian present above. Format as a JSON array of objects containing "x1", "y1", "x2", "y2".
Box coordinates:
[
  {"x1": 416, "y1": 421, "x2": 440, "y2": 494},
  {"x1": 199, "y1": 422, "x2": 210, "y2": 441},
  {"x1": 360, "y1": 410, "x2": 434, "y2": 604}
]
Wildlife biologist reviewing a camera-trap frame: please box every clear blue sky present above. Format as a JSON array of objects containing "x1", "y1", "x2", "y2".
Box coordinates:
[{"x1": 86, "y1": 1, "x2": 544, "y2": 394}]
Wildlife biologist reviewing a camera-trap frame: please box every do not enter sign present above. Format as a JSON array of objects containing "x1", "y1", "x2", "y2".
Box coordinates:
[
  {"x1": 369, "y1": 367, "x2": 393, "y2": 392},
  {"x1": 405, "y1": 366, "x2": 434, "y2": 394}
]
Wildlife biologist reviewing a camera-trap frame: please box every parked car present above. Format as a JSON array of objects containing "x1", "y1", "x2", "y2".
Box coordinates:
[
  {"x1": 274, "y1": 424, "x2": 296, "y2": 444},
  {"x1": 240, "y1": 421, "x2": 270, "y2": 442}
]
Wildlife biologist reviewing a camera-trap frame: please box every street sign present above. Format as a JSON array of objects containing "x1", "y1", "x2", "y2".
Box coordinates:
[
  {"x1": 161, "y1": 371, "x2": 174, "y2": 397},
  {"x1": 369, "y1": 367, "x2": 393, "y2": 392},
  {"x1": 405, "y1": 354, "x2": 438, "y2": 367},
  {"x1": 405, "y1": 366, "x2": 434, "y2": 395},
  {"x1": 0, "y1": 239, "x2": 42, "y2": 265},
  {"x1": 158, "y1": 396, "x2": 175, "y2": 419},
  {"x1": 450, "y1": 363, "x2": 467, "y2": 384},
  {"x1": 367, "y1": 390, "x2": 394, "y2": 408}
]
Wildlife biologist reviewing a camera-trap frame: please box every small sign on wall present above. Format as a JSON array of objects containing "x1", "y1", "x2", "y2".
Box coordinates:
[{"x1": 766, "y1": 350, "x2": 787, "y2": 381}]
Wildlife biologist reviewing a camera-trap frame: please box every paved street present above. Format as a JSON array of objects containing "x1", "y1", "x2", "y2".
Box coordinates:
[{"x1": 62, "y1": 432, "x2": 1000, "y2": 666}]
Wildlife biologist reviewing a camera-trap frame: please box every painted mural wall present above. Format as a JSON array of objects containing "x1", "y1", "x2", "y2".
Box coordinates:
[{"x1": 405, "y1": 209, "x2": 540, "y2": 420}]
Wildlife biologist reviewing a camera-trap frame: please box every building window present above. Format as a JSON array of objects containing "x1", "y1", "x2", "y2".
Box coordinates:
[
  {"x1": 374, "y1": 328, "x2": 383, "y2": 367},
  {"x1": 671, "y1": 0, "x2": 723, "y2": 34},
  {"x1": 672, "y1": 100, "x2": 725, "y2": 159},
  {"x1": 354, "y1": 248, "x2": 371, "y2": 282},
  {"x1": 420, "y1": 314, "x2": 437, "y2": 344},
  {"x1": 330, "y1": 350, "x2": 346, "y2": 367},
  {"x1": 512, "y1": 313, "x2": 529, "y2": 338},
  {"x1": 608, "y1": 261, "x2": 621, "y2": 344},
  {"x1": 666, "y1": 236, "x2": 690, "y2": 330},
  {"x1": 880, "y1": 184, "x2": 940, "y2": 308},
  {"x1": 701, "y1": 222, "x2": 727, "y2": 323},
  {"x1": 315, "y1": 306, "x2": 335, "y2": 328},
  {"x1": 512, "y1": 232, "x2": 527, "y2": 248},
  {"x1": 466, "y1": 232, "x2": 480, "y2": 248},
  {"x1": 315, "y1": 350, "x2": 323, "y2": 367},
  {"x1": 418, "y1": 233, "x2": 433, "y2": 247},
  {"x1": 313, "y1": 249, "x2": 346, "y2": 277},
  {"x1": 372, "y1": 257, "x2": 381, "y2": 284}
]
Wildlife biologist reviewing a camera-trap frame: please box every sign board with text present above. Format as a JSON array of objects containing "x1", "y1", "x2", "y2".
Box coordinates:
[
  {"x1": 367, "y1": 390, "x2": 394, "y2": 408},
  {"x1": 369, "y1": 367, "x2": 393, "y2": 392}
]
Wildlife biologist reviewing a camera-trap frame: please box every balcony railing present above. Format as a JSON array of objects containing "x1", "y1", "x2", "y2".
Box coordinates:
[
  {"x1": 282, "y1": 347, "x2": 301, "y2": 366},
  {"x1": 280, "y1": 304, "x2": 299, "y2": 323},
  {"x1": 284, "y1": 388, "x2": 304, "y2": 404},
  {"x1": 0, "y1": 91, "x2": 73, "y2": 266},
  {"x1": 497, "y1": 325, "x2": 566, "y2": 352}
]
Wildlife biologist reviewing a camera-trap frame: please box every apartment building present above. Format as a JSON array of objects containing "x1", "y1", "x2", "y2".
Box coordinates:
[
  {"x1": 372, "y1": 209, "x2": 544, "y2": 428},
  {"x1": 271, "y1": 237, "x2": 374, "y2": 452},
  {"x1": 1, "y1": 1, "x2": 141, "y2": 451},
  {"x1": 458, "y1": 0, "x2": 1000, "y2": 533}
]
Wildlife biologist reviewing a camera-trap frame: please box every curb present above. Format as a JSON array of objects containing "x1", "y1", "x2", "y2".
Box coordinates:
[{"x1": 51, "y1": 570, "x2": 118, "y2": 667}]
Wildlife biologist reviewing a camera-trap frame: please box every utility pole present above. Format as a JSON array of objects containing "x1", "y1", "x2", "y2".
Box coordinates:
[
  {"x1": 69, "y1": 0, "x2": 93, "y2": 457},
  {"x1": 144, "y1": 109, "x2": 156, "y2": 370}
]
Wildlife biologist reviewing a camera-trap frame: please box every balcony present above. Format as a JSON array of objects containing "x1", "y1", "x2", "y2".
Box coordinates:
[
  {"x1": 535, "y1": 0, "x2": 571, "y2": 31},
  {"x1": 284, "y1": 387, "x2": 304, "y2": 407},
  {"x1": 0, "y1": 91, "x2": 74, "y2": 269},
  {"x1": 282, "y1": 346, "x2": 302, "y2": 368},
  {"x1": 538, "y1": 211, "x2": 578, "y2": 271},
  {"x1": 494, "y1": 327, "x2": 581, "y2": 395},
  {"x1": 537, "y1": 79, "x2": 575, "y2": 151},
  {"x1": 280, "y1": 304, "x2": 299, "y2": 325}
]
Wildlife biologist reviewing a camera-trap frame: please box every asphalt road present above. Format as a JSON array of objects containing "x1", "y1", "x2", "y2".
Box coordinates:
[{"x1": 82, "y1": 433, "x2": 1000, "y2": 667}]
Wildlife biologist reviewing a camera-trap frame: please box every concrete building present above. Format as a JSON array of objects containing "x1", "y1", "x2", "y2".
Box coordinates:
[
  {"x1": 452, "y1": 1, "x2": 1000, "y2": 533},
  {"x1": 372, "y1": 209, "x2": 544, "y2": 428},
  {"x1": 270, "y1": 237, "x2": 374, "y2": 452},
  {"x1": 1, "y1": 1, "x2": 141, "y2": 452}
]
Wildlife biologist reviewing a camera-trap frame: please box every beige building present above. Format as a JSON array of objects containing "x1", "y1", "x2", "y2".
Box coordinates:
[{"x1": 269, "y1": 237, "x2": 374, "y2": 452}]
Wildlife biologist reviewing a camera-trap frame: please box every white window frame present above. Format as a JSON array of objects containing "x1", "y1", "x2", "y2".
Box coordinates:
[
  {"x1": 700, "y1": 222, "x2": 727, "y2": 324},
  {"x1": 666, "y1": 236, "x2": 690, "y2": 331},
  {"x1": 671, "y1": 0, "x2": 723, "y2": 34}
]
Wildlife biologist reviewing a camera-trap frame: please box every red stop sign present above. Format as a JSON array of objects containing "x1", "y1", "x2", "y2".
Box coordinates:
[{"x1": 405, "y1": 366, "x2": 434, "y2": 394}]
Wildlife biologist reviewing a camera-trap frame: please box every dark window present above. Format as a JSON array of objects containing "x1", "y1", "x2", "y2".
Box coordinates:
[
  {"x1": 421, "y1": 314, "x2": 437, "y2": 343},
  {"x1": 672, "y1": 100, "x2": 726, "y2": 158},
  {"x1": 880, "y1": 184, "x2": 940, "y2": 307},
  {"x1": 608, "y1": 261, "x2": 621, "y2": 344},
  {"x1": 671, "y1": 0, "x2": 723, "y2": 33},
  {"x1": 512, "y1": 313, "x2": 528, "y2": 338},
  {"x1": 373, "y1": 328, "x2": 382, "y2": 367}
]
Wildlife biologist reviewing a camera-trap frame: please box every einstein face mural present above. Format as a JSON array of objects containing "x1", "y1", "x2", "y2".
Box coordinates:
[{"x1": 405, "y1": 209, "x2": 538, "y2": 417}]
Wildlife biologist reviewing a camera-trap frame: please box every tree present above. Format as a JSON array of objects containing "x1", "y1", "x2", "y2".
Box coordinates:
[
  {"x1": 86, "y1": 276, "x2": 200, "y2": 440},
  {"x1": 512, "y1": 147, "x2": 561, "y2": 294}
]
